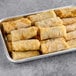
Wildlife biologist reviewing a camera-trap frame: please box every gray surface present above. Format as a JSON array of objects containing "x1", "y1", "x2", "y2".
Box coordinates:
[{"x1": 0, "y1": 0, "x2": 76, "y2": 76}]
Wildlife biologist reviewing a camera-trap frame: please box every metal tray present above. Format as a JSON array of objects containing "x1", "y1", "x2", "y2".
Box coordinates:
[{"x1": 0, "y1": 5, "x2": 76, "y2": 63}]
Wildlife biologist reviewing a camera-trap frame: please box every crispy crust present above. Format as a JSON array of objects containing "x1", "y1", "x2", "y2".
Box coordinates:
[
  {"x1": 2, "y1": 18, "x2": 31, "y2": 33},
  {"x1": 15, "y1": 18, "x2": 31, "y2": 28},
  {"x1": 11, "y1": 26, "x2": 38, "y2": 41},
  {"x1": 41, "y1": 38, "x2": 69, "y2": 54},
  {"x1": 35, "y1": 17, "x2": 63, "y2": 28},
  {"x1": 39, "y1": 26, "x2": 66, "y2": 40},
  {"x1": 12, "y1": 39, "x2": 40, "y2": 51},
  {"x1": 12, "y1": 51, "x2": 40, "y2": 60},
  {"x1": 28, "y1": 10, "x2": 56, "y2": 23}
]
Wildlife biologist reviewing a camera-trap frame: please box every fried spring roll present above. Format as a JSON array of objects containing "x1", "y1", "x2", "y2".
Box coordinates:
[
  {"x1": 2, "y1": 21, "x2": 16, "y2": 33},
  {"x1": 12, "y1": 51, "x2": 40, "y2": 60},
  {"x1": 2, "y1": 18, "x2": 31, "y2": 33},
  {"x1": 39, "y1": 26, "x2": 66, "y2": 40},
  {"x1": 67, "y1": 39, "x2": 76, "y2": 48},
  {"x1": 41, "y1": 38, "x2": 69, "y2": 54},
  {"x1": 35, "y1": 17, "x2": 63, "y2": 28},
  {"x1": 62, "y1": 17, "x2": 76, "y2": 25},
  {"x1": 14, "y1": 18, "x2": 31, "y2": 28},
  {"x1": 11, "y1": 27, "x2": 38, "y2": 41},
  {"x1": 66, "y1": 30, "x2": 76, "y2": 41},
  {"x1": 12, "y1": 39, "x2": 40, "y2": 51},
  {"x1": 28, "y1": 10, "x2": 56, "y2": 23},
  {"x1": 66, "y1": 23, "x2": 76, "y2": 32},
  {"x1": 55, "y1": 7, "x2": 76, "y2": 18}
]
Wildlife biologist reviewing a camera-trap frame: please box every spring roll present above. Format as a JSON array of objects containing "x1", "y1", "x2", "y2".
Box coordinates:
[
  {"x1": 2, "y1": 18, "x2": 31, "y2": 33},
  {"x1": 14, "y1": 18, "x2": 31, "y2": 28},
  {"x1": 66, "y1": 30, "x2": 76, "y2": 41},
  {"x1": 39, "y1": 26, "x2": 66, "y2": 40},
  {"x1": 2, "y1": 21, "x2": 16, "y2": 33},
  {"x1": 11, "y1": 26, "x2": 38, "y2": 41},
  {"x1": 12, "y1": 39, "x2": 40, "y2": 51},
  {"x1": 12, "y1": 51, "x2": 40, "y2": 60},
  {"x1": 28, "y1": 10, "x2": 56, "y2": 23},
  {"x1": 67, "y1": 39, "x2": 76, "y2": 48},
  {"x1": 66, "y1": 23, "x2": 76, "y2": 32},
  {"x1": 41, "y1": 38, "x2": 69, "y2": 54},
  {"x1": 55, "y1": 7, "x2": 76, "y2": 18},
  {"x1": 62, "y1": 17, "x2": 76, "y2": 25},
  {"x1": 35, "y1": 17, "x2": 63, "y2": 28}
]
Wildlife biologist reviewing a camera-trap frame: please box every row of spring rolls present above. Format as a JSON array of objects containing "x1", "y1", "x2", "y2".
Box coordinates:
[
  {"x1": 8, "y1": 37, "x2": 76, "y2": 56},
  {"x1": 7, "y1": 25, "x2": 67, "y2": 41}
]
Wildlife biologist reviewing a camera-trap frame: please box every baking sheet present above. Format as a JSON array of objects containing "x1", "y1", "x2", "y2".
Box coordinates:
[{"x1": 0, "y1": 5, "x2": 76, "y2": 63}]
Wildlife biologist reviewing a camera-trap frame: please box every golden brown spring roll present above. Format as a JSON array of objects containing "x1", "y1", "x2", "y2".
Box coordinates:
[
  {"x1": 12, "y1": 51, "x2": 40, "y2": 60},
  {"x1": 41, "y1": 38, "x2": 69, "y2": 54},
  {"x1": 11, "y1": 26, "x2": 38, "y2": 41},
  {"x1": 66, "y1": 23, "x2": 76, "y2": 32},
  {"x1": 66, "y1": 30, "x2": 76, "y2": 41},
  {"x1": 7, "y1": 34, "x2": 12, "y2": 41},
  {"x1": 28, "y1": 10, "x2": 56, "y2": 23},
  {"x1": 35, "y1": 17, "x2": 63, "y2": 28},
  {"x1": 62, "y1": 17, "x2": 76, "y2": 25},
  {"x1": 55, "y1": 7, "x2": 76, "y2": 18},
  {"x1": 2, "y1": 21, "x2": 16, "y2": 33},
  {"x1": 2, "y1": 18, "x2": 31, "y2": 33},
  {"x1": 39, "y1": 26, "x2": 66, "y2": 40},
  {"x1": 67, "y1": 39, "x2": 76, "y2": 48},
  {"x1": 14, "y1": 18, "x2": 31, "y2": 28},
  {"x1": 12, "y1": 39, "x2": 40, "y2": 51}
]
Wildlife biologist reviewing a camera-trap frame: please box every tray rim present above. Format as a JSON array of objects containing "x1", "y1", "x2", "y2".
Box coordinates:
[{"x1": 0, "y1": 5, "x2": 76, "y2": 63}]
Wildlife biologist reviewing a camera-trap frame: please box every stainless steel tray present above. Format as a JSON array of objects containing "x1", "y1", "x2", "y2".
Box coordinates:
[{"x1": 0, "y1": 5, "x2": 76, "y2": 63}]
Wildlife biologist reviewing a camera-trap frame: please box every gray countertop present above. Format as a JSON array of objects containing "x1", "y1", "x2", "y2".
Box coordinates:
[{"x1": 0, "y1": 0, "x2": 76, "y2": 76}]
